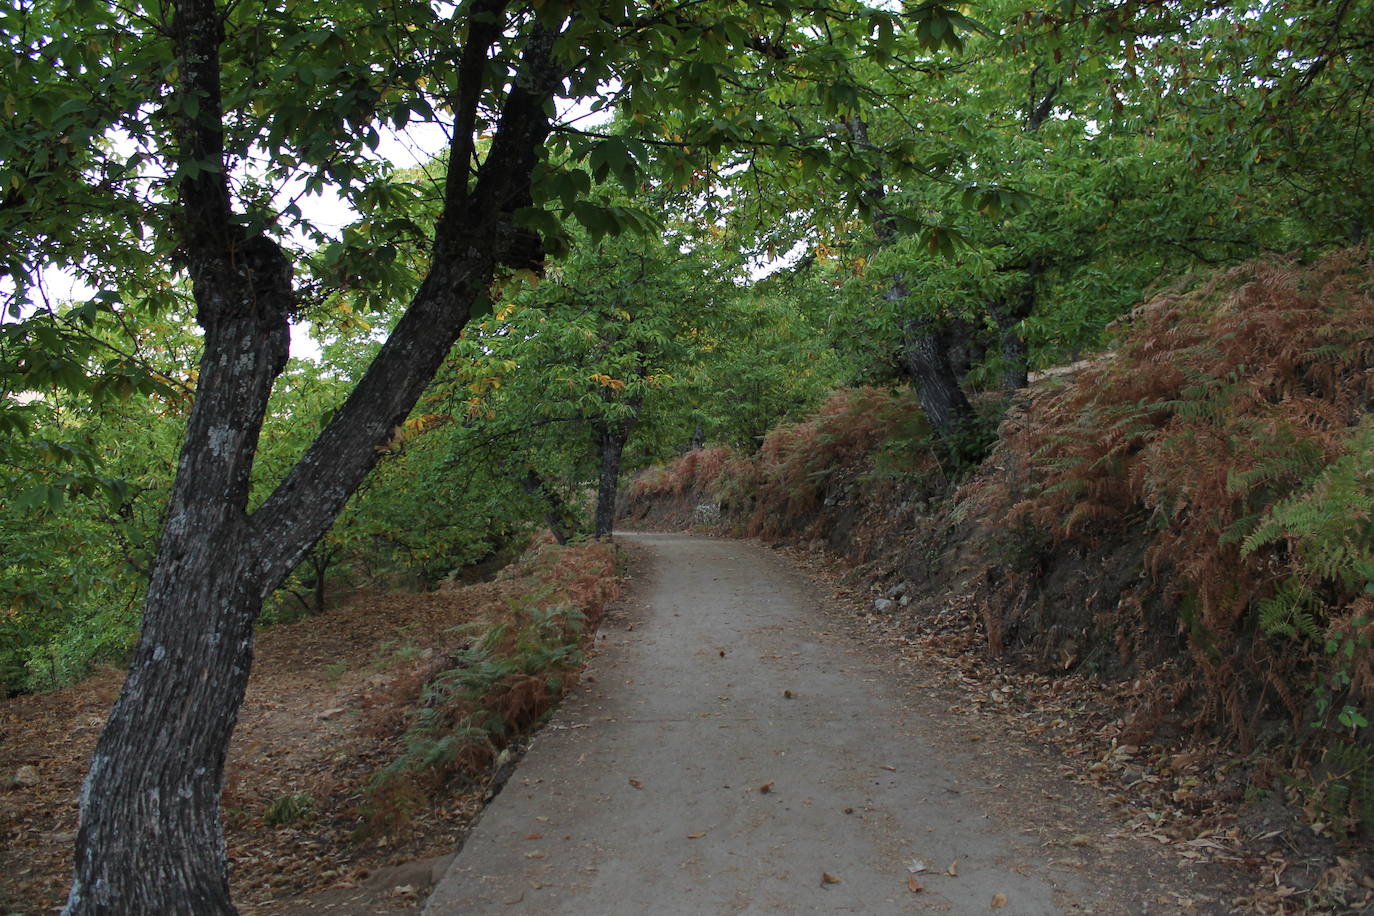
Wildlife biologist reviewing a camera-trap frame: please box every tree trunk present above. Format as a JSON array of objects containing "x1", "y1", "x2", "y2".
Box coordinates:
[
  {"x1": 593, "y1": 418, "x2": 635, "y2": 540},
  {"x1": 846, "y1": 114, "x2": 975, "y2": 439},
  {"x1": 999, "y1": 322, "x2": 1030, "y2": 390},
  {"x1": 67, "y1": 289, "x2": 291, "y2": 913},
  {"x1": 521, "y1": 467, "x2": 572, "y2": 545},
  {"x1": 900, "y1": 314, "x2": 974, "y2": 434},
  {"x1": 67, "y1": 2, "x2": 565, "y2": 911},
  {"x1": 290, "y1": 545, "x2": 334, "y2": 616}
]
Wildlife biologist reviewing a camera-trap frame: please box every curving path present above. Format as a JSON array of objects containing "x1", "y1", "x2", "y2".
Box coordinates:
[{"x1": 423, "y1": 533, "x2": 1153, "y2": 914}]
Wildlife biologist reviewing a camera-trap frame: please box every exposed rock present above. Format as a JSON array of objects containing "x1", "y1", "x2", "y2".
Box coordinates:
[
  {"x1": 872, "y1": 598, "x2": 896, "y2": 613},
  {"x1": 693, "y1": 502, "x2": 721, "y2": 524},
  {"x1": 12, "y1": 765, "x2": 40, "y2": 788}
]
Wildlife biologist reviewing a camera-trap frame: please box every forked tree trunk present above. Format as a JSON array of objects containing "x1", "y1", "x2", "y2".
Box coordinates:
[
  {"x1": 67, "y1": 303, "x2": 290, "y2": 912},
  {"x1": 66, "y1": 1, "x2": 563, "y2": 911}
]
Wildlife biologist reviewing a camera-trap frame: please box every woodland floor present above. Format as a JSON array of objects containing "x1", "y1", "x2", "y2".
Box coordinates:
[
  {"x1": 2, "y1": 532, "x2": 1371, "y2": 913},
  {"x1": 0, "y1": 579, "x2": 524, "y2": 915}
]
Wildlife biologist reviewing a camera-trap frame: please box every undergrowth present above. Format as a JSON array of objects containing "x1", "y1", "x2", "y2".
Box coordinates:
[
  {"x1": 624, "y1": 387, "x2": 958, "y2": 548},
  {"x1": 362, "y1": 539, "x2": 618, "y2": 836},
  {"x1": 994, "y1": 247, "x2": 1374, "y2": 833}
]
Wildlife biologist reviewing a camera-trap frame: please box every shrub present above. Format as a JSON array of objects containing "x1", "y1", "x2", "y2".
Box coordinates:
[{"x1": 263, "y1": 792, "x2": 316, "y2": 827}]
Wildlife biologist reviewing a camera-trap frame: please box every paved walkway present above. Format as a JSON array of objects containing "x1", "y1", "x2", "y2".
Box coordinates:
[{"x1": 424, "y1": 534, "x2": 1100, "y2": 914}]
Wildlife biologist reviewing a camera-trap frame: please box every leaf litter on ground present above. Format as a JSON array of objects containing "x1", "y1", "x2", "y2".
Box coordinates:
[{"x1": 0, "y1": 540, "x2": 621, "y2": 915}]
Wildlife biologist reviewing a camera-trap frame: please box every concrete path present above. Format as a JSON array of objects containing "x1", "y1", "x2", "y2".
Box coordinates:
[{"x1": 424, "y1": 534, "x2": 1100, "y2": 914}]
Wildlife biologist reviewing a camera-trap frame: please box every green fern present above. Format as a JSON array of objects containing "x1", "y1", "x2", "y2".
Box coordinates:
[
  {"x1": 1243, "y1": 423, "x2": 1374, "y2": 595},
  {"x1": 1256, "y1": 578, "x2": 1324, "y2": 641}
]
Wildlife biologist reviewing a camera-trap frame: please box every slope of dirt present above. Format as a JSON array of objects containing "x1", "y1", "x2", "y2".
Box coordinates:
[{"x1": 0, "y1": 542, "x2": 620, "y2": 915}]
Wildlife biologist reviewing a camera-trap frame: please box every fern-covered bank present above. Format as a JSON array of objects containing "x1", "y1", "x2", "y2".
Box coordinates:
[
  {"x1": 622, "y1": 249, "x2": 1374, "y2": 851},
  {"x1": 363, "y1": 538, "x2": 620, "y2": 836}
]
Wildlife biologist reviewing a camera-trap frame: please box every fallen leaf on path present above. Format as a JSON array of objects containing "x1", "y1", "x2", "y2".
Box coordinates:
[
  {"x1": 525, "y1": 833, "x2": 544, "y2": 840},
  {"x1": 784, "y1": 689, "x2": 793, "y2": 698},
  {"x1": 1069, "y1": 835, "x2": 1092, "y2": 847},
  {"x1": 822, "y1": 872, "x2": 841, "y2": 885},
  {"x1": 907, "y1": 877, "x2": 924, "y2": 893},
  {"x1": 525, "y1": 851, "x2": 545, "y2": 859},
  {"x1": 687, "y1": 833, "x2": 706, "y2": 839},
  {"x1": 878, "y1": 765, "x2": 897, "y2": 772},
  {"x1": 529, "y1": 881, "x2": 543, "y2": 890},
  {"x1": 628, "y1": 778, "x2": 643, "y2": 789},
  {"x1": 908, "y1": 859, "x2": 927, "y2": 873},
  {"x1": 992, "y1": 893, "x2": 1008, "y2": 908},
  {"x1": 947, "y1": 861, "x2": 959, "y2": 877},
  {"x1": 758, "y1": 781, "x2": 774, "y2": 794}
]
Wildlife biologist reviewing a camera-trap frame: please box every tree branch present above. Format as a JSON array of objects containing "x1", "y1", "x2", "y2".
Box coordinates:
[{"x1": 249, "y1": 16, "x2": 570, "y2": 590}]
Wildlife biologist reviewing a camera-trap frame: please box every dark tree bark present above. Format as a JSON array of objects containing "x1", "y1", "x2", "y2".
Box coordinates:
[
  {"x1": 900, "y1": 314, "x2": 974, "y2": 432},
  {"x1": 592, "y1": 413, "x2": 638, "y2": 539},
  {"x1": 847, "y1": 115, "x2": 975, "y2": 437},
  {"x1": 66, "y1": 2, "x2": 566, "y2": 912},
  {"x1": 520, "y1": 467, "x2": 573, "y2": 545}
]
